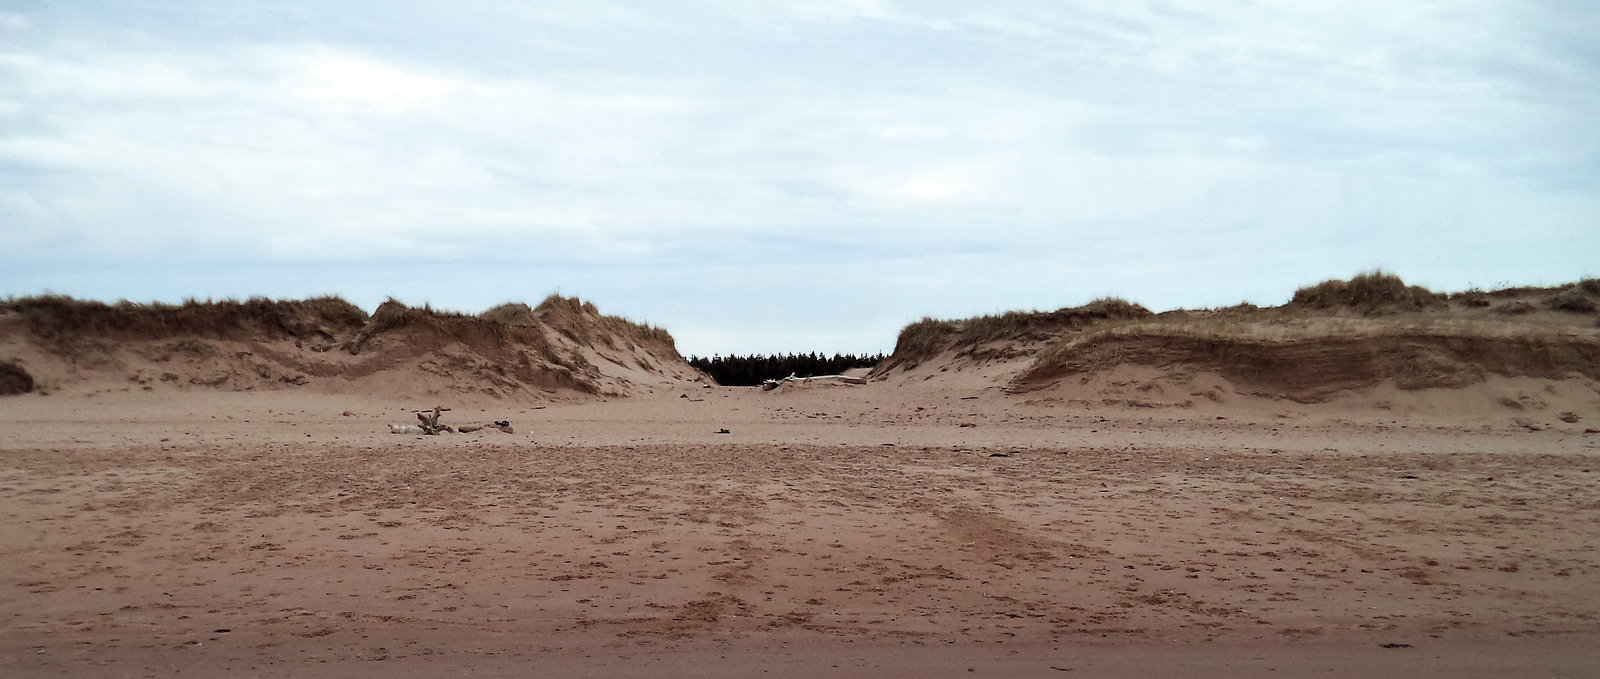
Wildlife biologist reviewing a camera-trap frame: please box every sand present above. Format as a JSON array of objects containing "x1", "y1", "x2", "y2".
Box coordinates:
[{"x1": 3, "y1": 381, "x2": 1599, "y2": 677}]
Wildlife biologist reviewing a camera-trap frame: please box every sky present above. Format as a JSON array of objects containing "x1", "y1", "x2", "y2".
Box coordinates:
[{"x1": 2, "y1": 1, "x2": 1597, "y2": 356}]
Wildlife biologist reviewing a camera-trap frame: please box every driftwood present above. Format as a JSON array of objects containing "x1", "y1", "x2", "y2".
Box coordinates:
[
  {"x1": 386, "y1": 406, "x2": 457, "y2": 435},
  {"x1": 416, "y1": 406, "x2": 452, "y2": 433},
  {"x1": 762, "y1": 374, "x2": 867, "y2": 390},
  {"x1": 390, "y1": 407, "x2": 513, "y2": 435}
]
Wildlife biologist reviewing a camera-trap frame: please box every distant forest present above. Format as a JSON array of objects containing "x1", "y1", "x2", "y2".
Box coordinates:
[{"x1": 688, "y1": 352, "x2": 886, "y2": 387}]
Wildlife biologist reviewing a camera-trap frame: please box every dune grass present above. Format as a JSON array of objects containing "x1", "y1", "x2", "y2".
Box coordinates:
[
  {"x1": 0, "y1": 359, "x2": 33, "y2": 395},
  {"x1": 1, "y1": 294, "x2": 368, "y2": 341},
  {"x1": 1288, "y1": 271, "x2": 1444, "y2": 312},
  {"x1": 879, "y1": 298, "x2": 1152, "y2": 372}
]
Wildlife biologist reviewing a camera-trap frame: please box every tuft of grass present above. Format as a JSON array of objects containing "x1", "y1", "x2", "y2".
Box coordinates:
[
  {"x1": 1495, "y1": 300, "x2": 1537, "y2": 316},
  {"x1": 954, "y1": 298, "x2": 1152, "y2": 347},
  {"x1": 532, "y1": 294, "x2": 678, "y2": 351},
  {"x1": 0, "y1": 359, "x2": 33, "y2": 396},
  {"x1": 886, "y1": 317, "x2": 961, "y2": 369},
  {"x1": 1547, "y1": 287, "x2": 1598, "y2": 313},
  {"x1": 479, "y1": 302, "x2": 537, "y2": 326},
  {"x1": 879, "y1": 298, "x2": 1152, "y2": 372},
  {"x1": 1289, "y1": 271, "x2": 1444, "y2": 312},
  {"x1": 346, "y1": 298, "x2": 499, "y2": 353},
  {"x1": 1450, "y1": 288, "x2": 1493, "y2": 308},
  {"x1": 534, "y1": 294, "x2": 598, "y2": 317}
]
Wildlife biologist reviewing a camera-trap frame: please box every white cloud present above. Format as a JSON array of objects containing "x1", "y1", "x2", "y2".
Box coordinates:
[
  {"x1": 749, "y1": 0, "x2": 897, "y2": 24},
  {"x1": 284, "y1": 52, "x2": 461, "y2": 112},
  {"x1": 1, "y1": 43, "x2": 728, "y2": 260},
  {"x1": 1, "y1": 1, "x2": 1596, "y2": 352}
]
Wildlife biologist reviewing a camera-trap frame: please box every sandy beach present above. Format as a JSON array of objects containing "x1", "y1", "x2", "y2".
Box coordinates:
[{"x1": 3, "y1": 381, "x2": 1598, "y2": 677}]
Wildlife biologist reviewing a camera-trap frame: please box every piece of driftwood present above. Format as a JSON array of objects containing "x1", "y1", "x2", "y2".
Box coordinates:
[
  {"x1": 389, "y1": 407, "x2": 514, "y2": 435},
  {"x1": 443, "y1": 420, "x2": 513, "y2": 434},
  {"x1": 415, "y1": 406, "x2": 452, "y2": 433},
  {"x1": 762, "y1": 374, "x2": 867, "y2": 390}
]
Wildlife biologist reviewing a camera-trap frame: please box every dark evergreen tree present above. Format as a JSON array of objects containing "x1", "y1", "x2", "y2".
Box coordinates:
[{"x1": 687, "y1": 352, "x2": 886, "y2": 386}]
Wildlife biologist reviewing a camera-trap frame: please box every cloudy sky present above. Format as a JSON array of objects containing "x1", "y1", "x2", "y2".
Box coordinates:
[{"x1": 3, "y1": 1, "x2": 1597, "y2": 355}]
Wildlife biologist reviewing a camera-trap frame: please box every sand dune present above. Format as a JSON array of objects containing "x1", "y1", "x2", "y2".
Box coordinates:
[
  {"x1": 874, "y1": 275, "x2": 1600, "y2": 415},
  {"x1": 0, "y1": 294, "x2": 703, "y2": 401}
]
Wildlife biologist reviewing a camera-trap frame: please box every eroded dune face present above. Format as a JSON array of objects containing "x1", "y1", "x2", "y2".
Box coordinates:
[
  {"x1": 873, "y1": 275, "x2": 1600, "y2": 409},
  {"x1": 3, "y1": 274, "x2": 1595, "y2": 408},
  {"x1": 1013, "y1": 325, "x2": 1600, "y2": 401},
  {"x1": 0, "y1": 294, "x2": 704, "y2": 401}
]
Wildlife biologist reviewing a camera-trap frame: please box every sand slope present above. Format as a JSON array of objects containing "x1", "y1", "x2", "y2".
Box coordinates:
[
  {"x1": 0, "y1": 295, "x2": 704, "y2": 401},
  {"x1": 873, "y1": 277, "x2": 1600, "y2": 417}
]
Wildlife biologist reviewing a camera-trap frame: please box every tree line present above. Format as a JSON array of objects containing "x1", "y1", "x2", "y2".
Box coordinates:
[{"x1": 688, "y1": 352, "x2": 886, "y2": 387}]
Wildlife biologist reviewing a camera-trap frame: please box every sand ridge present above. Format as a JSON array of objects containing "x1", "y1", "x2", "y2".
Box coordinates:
[
  {"x1": 0, "y1": 295, "x2": 703, "y2": 401},
  {"x1": 874, "y1": 276, "x2": 1600, "y2": 405}
]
